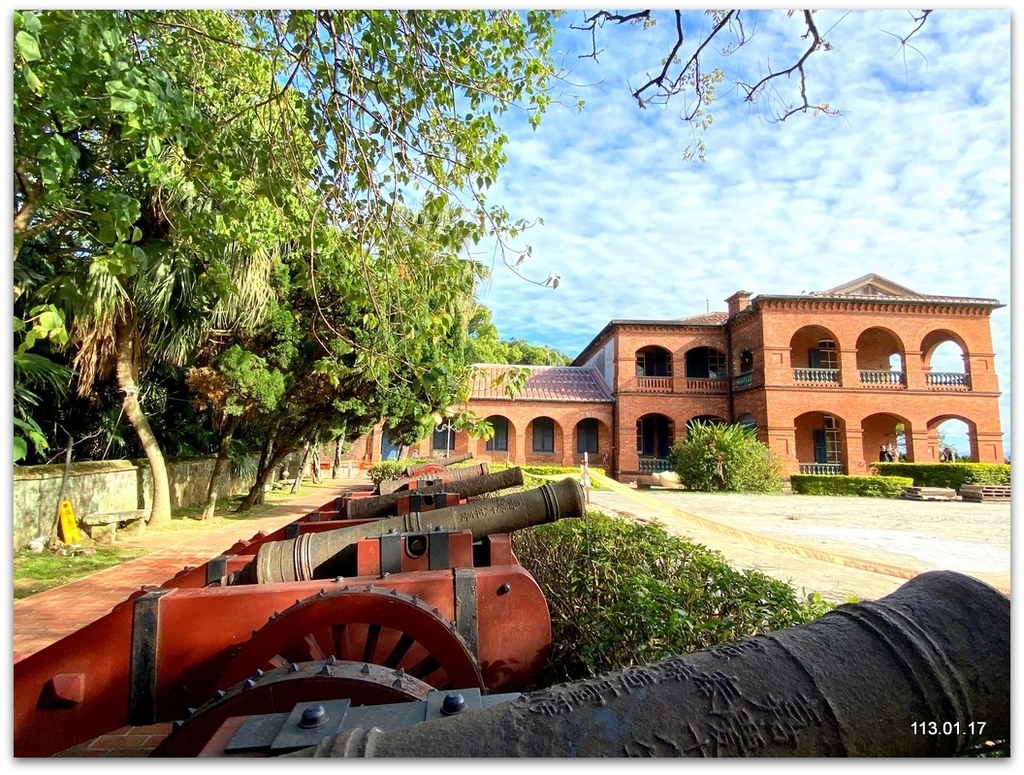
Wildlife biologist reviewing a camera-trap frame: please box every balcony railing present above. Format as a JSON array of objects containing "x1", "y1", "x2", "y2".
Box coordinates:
[
  {"x1": 792, "y1": 368, "x2": 841, "y2": 385},
  {"x1": 638, "y1": 458, "x2": 672, "y2": 472},
  {"x1": 636, "y1": 376, "x2": 673, "y2": 392},
  {"x1": 926, "y1": 372, "x2": 971, "y2": 390},
  {"x1": 799, "y1": 463, "x2": 845, "y2": 475},
  {"x1": 684, "y1": 377, "x2": 729, "y2": 393},
  {"x1": 859, "y1": 370, "x2": 906, "y2": 388}
]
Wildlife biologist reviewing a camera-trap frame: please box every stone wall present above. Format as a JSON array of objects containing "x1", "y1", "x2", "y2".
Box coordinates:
[{"x1": 11, "y1": 453, "x2": 301, "y2": 550}]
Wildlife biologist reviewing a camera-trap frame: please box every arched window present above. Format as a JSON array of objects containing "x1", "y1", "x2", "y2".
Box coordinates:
[
  {"x1": 810, "y1": 339, "x2": 838, "y2": 370},
  {"x1": 485, "y1": 417, "x2": 509, "y2": 452},
  {"x1": 532, "y1": 417, "x2": 554, "y2": 453},
  {"x1": 432, "y1": 423, "x2": 454, "y2": 452},
  {"x1": 636, "y1": 347, "x2": 672, "y2": 377},
  {"x1": 577, "y1": 419, "x2": 599, "y2": 454}
]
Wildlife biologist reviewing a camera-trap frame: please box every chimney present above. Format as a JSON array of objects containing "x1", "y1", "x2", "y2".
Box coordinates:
[{"x1": 726, "y1": 290, "x2": 751, "y2": 317}]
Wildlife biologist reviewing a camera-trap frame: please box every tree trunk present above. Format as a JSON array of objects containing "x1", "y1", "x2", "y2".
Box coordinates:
[
  {"x1": 201, "y1": 417, "x2": 238, "y2": 520},
  {"x1": 311, "y1": 445, "x2": 323, "y2": 483},
  {"x1": 291, "y1": 443, "x2": 312, "y2": 494},
  {"x1": 238, "y1": 417, "x2": 319, "y2": 511},
  {"x1": 332, "y1": 438, "x2": 342, "y2": 479},
  {"x1": 115, "y1": 320, "x2": 172, "y2": 525}
]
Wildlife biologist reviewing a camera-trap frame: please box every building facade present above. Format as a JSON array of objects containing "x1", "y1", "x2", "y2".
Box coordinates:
[{"x1": 353, "y1": 275, "x2": 1005, "y2": 482}]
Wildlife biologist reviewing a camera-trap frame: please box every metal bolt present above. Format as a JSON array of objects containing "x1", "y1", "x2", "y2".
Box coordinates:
[
  {"x1": 441, "y1": 692, "x2": 466, "y2": 716},
  {"x1": 498, "y1": 583, "x2": 512, "y2": 595},
  {"x1": 299, "y1": 704, "x2": 328, "y2": 729}
]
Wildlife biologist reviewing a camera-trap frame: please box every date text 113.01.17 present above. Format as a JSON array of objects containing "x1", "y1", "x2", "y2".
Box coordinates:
[{"x1": 910, "y1": 721, "x2": 987, "y2": 736}]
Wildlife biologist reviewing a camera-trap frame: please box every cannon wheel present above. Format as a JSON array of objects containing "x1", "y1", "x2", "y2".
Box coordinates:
[
  {"x1": 152, "y1": 659, "x2": 436, "y2": 757},
  {"x1": 217, "y1": 585, "x2": 484, "y2": 693}
]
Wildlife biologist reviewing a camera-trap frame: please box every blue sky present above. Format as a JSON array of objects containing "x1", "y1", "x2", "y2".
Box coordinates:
[{"x1": 470, "y1": 8, "x2": 1013, "y2": 456}]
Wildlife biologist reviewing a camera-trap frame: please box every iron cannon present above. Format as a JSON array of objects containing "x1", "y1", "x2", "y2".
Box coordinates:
[
  {"x1": 345, "y1": 466, "x2": 525, "y2": 522},
  {"x1": 242, "y1": 476, "x2": 585, "y2": 584},
  {"x1": 289, "y1": 570, "x2": 1010, "y2": 758},
  {"x1": 378, "y1": 461, "x2": 490, "y2": 495}
]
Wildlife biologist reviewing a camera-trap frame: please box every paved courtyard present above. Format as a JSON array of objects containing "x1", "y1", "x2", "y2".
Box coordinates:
[{"x1": 585, "y1": 480, "x2": 1011, "y2": 603}]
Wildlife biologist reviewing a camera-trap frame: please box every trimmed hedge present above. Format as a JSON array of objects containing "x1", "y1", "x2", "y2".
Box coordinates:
[
  {"x1": 512, "y1": 510, "x2": 834, "y2": 688},
  {"x1": 870, "y1": 462, "x2": 1010, "y2": 490},
  {"x1": 790, "y1": 474, "x2": 914, "y2": 497},
  {"x1": 366, "y1": 460, "x2": 407, "y2": 487}
]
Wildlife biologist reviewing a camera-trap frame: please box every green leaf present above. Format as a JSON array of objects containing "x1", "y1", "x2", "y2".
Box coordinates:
[
  {"x1": 13, "y1": 437, "x2": 28, "y2": 463},
  {"x1": 15, "y1": 30, "x2": 41, "y2": 62},
  {"x1": 110, "y1": 96, "x2": 139, "y2": 113},
  {"x1": 22, "y1": 64, "x2": 44, "y2": 95}
]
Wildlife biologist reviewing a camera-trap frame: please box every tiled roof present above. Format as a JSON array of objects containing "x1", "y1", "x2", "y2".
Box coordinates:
[
  {"x1": 470, "y1": 364, "x2": 614, "y2": 402},
  {"x1": 674, "y1": 312, "x2": 729, "y2": 324}
]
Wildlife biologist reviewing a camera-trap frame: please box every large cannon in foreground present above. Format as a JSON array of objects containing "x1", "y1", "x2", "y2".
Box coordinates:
[
  {"x1": 242, "y1": 475, "x2": 584, "y2": 584},
  {"x1": 287, "y1": 570, "x2": 1009, "y2": 758}
]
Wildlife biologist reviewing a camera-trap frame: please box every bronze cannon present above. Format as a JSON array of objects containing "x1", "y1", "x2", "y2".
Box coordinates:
[
  {"x1": 291, "y1": 571, "x2": 1010, "y2": 758},
  {"x1": 346, "y1": 466, "x2": 525, "y2": 522},
  {"x1": 244, "y1": 475, "x2": 585, "y2": 584},
  {"x1": 378, "y1": 462, "x2": 490, "y2": 496}
]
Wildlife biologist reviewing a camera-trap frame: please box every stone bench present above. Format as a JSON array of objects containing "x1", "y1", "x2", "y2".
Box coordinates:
[{"x1": 81, "y1": 510, "x2": 148, "y2": 543}]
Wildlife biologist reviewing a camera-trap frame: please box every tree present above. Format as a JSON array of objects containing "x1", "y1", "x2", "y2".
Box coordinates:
[
  {"x1": 466, "y1": 304, "x2": 570, "y2": 365},
  {"x1": 14, "y1": 10, "x2": 561, "y2": 521},
  {"x1": 667, "y1": 420, "x2": 782, "y2": 492},
  {"x1": 574, "y1": 9, "x2": 935, "y2": 161}
]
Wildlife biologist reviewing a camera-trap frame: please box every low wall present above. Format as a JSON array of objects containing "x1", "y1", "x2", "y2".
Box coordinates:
[{"x1": 11, "y1": 453, "x2": 302, "y2": 551}]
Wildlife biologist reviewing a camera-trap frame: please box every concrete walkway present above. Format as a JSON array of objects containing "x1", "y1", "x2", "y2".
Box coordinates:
[
  {"x1": 12, "y1": 476, "x2": 373, "y2": 661},
  {"x1": 583, "y1": 474, "x2": 1011, "y2": 603}
]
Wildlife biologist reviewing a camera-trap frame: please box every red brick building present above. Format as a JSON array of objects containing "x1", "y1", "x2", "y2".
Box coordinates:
[{"x1": 355, "y1": 275, "x2": 1005, "y2": 482}]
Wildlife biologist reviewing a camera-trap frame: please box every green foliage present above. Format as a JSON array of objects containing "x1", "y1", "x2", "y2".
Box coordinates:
[
  {"x1": 367, "y1": 460, "x2": 408, "y2": 487},
  {"x1": 465, "y1": 304, "x2": 570, "y2": 365},
  {"x1": 790, "y1": 474, "x2": 914, "y2": 498},
  {"x1": 512, "y1": 510, "x2": 834, "y2": 687},
  {"x1": 667, "y1": 420, "x2": 783, "y2": 492},
  {"x1": 871, "y1": 462, "x2": 1010, "y2": 490}
]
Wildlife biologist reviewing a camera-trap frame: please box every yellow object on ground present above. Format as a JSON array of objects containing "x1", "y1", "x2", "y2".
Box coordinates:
[{"x1": 58, "y1": 499, "x2": 81, "y2": 544}]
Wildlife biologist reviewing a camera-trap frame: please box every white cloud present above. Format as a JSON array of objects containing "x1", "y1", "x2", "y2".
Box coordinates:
[{"x1": 476, "y1": 9, "x2": 1012, "y2": 451}]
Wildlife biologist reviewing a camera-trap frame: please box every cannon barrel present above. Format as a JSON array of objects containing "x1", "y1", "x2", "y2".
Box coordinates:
[
  {"x1": 405, "y1": 452, "x2": 474, "y2": 478},
  {"x1": 347, "y1": 466, "x2": 524, "y2": 522},
  {"x1": 295, "y1": 571, "x2": 1010, "y2": 758},
  {"x1": 379, "y1": 462, "x2": 489, "y2": 495},
  {"x1": 249, "y1": 476, "x2": 584, "y2": 584}
]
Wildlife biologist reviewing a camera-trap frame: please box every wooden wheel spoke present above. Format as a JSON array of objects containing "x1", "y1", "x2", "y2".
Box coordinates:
[
  {"x1": 382, "y1": 633, "x2": 415, "y2": 669},
  {"x1": 303, "y1": 632, "x2": 327, "y2": 661},
  {"x1": 407, "y1": 654, "x2": 443, "y2": 682},
  {"x1": 361, "y1": 624, "x2": 382, "y2": 664}
]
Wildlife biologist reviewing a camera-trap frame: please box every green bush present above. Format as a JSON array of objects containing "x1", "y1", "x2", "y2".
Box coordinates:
[
  {"x1": 512, "y1": 510, "x2": 834, "y2": 688},
  {"x1": 790, "y1": 474, "x2": 914, "y2": 497},
  {"x1": 871, "y1": 462, "x2": 1010, "y2": 490},
  {"x1": 367, "y1": 460, "x2": 407, "y2": 487},
  {"x1": 667, "y1": 420, "x2": 783, "y2": 493}
]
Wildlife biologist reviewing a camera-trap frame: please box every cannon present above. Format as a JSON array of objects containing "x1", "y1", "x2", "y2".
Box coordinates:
[
  {"x1": 14, "y1": 479, "x2": 583, "y2": 758},
  {"x1": 242, "y1": 476, "x2": 585, "y2": 584},
  {"x1": 405, "y1": 452, "x2": 475, "y2": 478},
  {"x1": 345, "y1": 466, "x2": 525, "y2": 522},
  {"x1": 278, "y1": 571, "x2": 1010, "y2": 758},
  {"x1": 378, "y1": 462, "x2": 490, "y2": 495}
]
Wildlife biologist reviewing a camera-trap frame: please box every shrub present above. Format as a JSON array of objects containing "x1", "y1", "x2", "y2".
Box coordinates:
[
  {"x1": 871, "y1": 462, "x2": 1010, "y2": 490},
  {"x1": 512, "y1": 510, "x2": 833, "y2": 688},
  {"x1": 667, "y1": 420, "x2": 783, "y2": 493},
  {"x1": 790, "y1": 474, "x2": 914, "y2": 497},
  {"x1": 366, "y1": 460, "x2": 407, "y2": 487}
]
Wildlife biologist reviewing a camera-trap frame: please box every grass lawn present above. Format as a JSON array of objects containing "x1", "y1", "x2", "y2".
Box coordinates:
[{"x1": 12, "y1": 481, "x2": 330, "y2": 600}]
